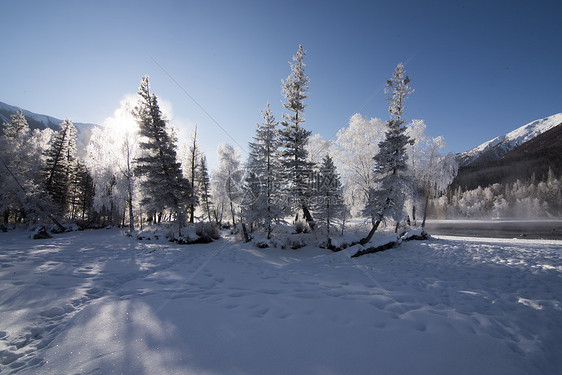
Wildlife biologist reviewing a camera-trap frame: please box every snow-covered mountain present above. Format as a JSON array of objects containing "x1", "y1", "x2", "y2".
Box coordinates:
[
  {"x1": 457, "y1": 113, "x2": 562, "y2": 166},
  {"x1": 0, "y1": 100, "x2": 98, "y2": 157}
]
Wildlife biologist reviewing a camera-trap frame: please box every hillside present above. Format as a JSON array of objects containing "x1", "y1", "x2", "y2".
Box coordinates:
[
  {"x1": 0, "y1": 100, "x2": 97, "y2": 157},
  {"x1": 453, "y1": 122, "x2": 562, "y2": 190},
  {"x1": 456, "y1": 113, "x2": 562, "y2": 166}
]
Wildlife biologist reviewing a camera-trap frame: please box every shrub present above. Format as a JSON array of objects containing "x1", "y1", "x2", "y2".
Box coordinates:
[{"x1": 195, "y1": 222, "x2": 220, "y2": 241}]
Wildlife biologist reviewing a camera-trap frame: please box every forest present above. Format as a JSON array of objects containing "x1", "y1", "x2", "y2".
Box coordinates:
[{"x1": 0, "y1": 46, "x2": 557, "y2": 244}]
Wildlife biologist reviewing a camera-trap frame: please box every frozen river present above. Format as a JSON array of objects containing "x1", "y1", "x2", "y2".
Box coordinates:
[{"x1": 424, "y1": 219, "x2": 562, "y2": 240}]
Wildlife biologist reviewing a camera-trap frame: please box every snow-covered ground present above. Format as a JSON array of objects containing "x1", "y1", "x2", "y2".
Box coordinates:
[{"x1": 1, "y1": 229, "x2": 561, "y2": 374}]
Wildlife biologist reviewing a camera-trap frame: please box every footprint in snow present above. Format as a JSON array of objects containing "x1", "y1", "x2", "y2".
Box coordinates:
[
  {"x1": 40, "y1": 307, "x2": 66, "y2": 318},
  {"x1": 252, "y1": 307, "x2": 270, "y2": 318}
]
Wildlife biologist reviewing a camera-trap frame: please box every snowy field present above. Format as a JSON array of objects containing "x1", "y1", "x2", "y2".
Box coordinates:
[{"x1": 1, "y1": 229, "x2": 561, "y2": 374}]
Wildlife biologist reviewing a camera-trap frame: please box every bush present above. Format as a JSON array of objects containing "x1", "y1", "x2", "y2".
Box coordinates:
[
  {"x1": 295, "y1": 221, "x2": 309, "y2": 234},
  {"x1": 195, "y1": 222, "x2": 220, "y2": 241}
]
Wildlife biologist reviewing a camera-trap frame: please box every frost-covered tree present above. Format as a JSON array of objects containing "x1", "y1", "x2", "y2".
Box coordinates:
[
  {"x1": 133, "y1": 76, "x2": 191, "y2": 232},
  {"x1": 403, "y1": 122, "x2": 460, "y2": 223},
  {"x1": 43, "y1": 118, "x2": 77, "y2": 215},
  {"x1": 87, "y1": 126, "x2": 121, "y2": 225},
  {"x1": 183, "y1": 125, "x2": 201, "y2": 223},
  {"x1": 1, "y1": 112, "x2": 61, "y2": 227},
  {"x1": 86, "y1": 98, "x2": 140, "y2": 230},
  {"x1": 0, "y1": 110, "x2": 38, "y2": 223},
  {"x1": 306, "y1": 133, "x2": 334, "y2": 166},
  {"x1": 334, "y1": 114, "x2": 386, "y2": 216},
  {"x1": 211, "y1": 143, "x2": 242, "y2": 226},
  {"x1": 314, "y1": 155, "x2": 345, "y2": 238},
  {"x1": 197, "y1": 155, "x2": 213, "y2": 222},
  {"x1": 68, "y1": 161, "x2": 95, "y2": 221},
  {"x1": 405, "y1": 119, "x2": 458, "y2": 225},
  {"x1": 243, "y1": 103, "x2": 283, "y2": 238},
  {"x1": 362, "y1": 63, "x2": 413, "y2": 244},
  {"x1": 279, "y1": 45, "x2": 315, "y2": 228}
]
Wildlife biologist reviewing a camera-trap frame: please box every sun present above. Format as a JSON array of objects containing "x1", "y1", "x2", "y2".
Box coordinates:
[{"x1": 102, "y1": 94, "x2": 139, "y2": 136}]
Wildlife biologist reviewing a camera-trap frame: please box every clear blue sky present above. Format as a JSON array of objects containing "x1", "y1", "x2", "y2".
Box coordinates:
[{"x1": 2, "y1": 0, "x2": 561, "y2": 167}]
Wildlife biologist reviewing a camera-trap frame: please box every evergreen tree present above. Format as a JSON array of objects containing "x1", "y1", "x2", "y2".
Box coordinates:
[
  {"x1": 43, "y1": 118, "x2": 77, "y2": 215},
  {"x1": 243, "y1": 103, "x2": 283, "y2": 239},
  {"x1": 314, "y1": 155, "x2": 345, "y2": 238},
  {"x1": 0, "y1": 110, "x2": 37, "y2": 223},
  {"x1": 197, "y1": 155, "x2": 213, "y2": 222},
  {"x1": 185, "y1": 125, "x2": 201, "y2": 223},
  {"x1": 69, "y1": 161, "x2": 95, "y2": 221},
  {"x1": 3, "y1": 109, "x2": 30, "y2": 139},
  {"x1": 133, "y1": 76, "x2": 191, "y2": 232},
  {"x1": 362, "y1": 63, "x2": 413, "y2": 244},
  {"x1": 122, "y1": 132, "x2": 137, "y2": 231},
  {"x1": 279, "y1": 45, "x2": 315, "y2": 228}
]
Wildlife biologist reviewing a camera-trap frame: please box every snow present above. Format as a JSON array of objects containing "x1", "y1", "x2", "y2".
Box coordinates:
[
  {"x1": 1, "y1": 229, "x2": 561, "y2": 374},
  {"x1": 458, "y1": 113, "x2": 562, "y2": 165}
]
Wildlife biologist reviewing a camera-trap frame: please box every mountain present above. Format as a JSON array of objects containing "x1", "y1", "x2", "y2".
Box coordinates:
[
  {"x1": 456, "y1": 113, "x2": 562, "y2": 167},
  {"x1": 0, "y1": 100, "x2": 98, "y2": 157},
  {"x1": 452, "y1": 115, "x2": 562, "y2": 191}
]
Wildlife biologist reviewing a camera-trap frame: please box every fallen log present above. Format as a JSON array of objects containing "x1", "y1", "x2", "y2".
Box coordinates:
[{"x1": 351, "y1": 231, "x2": 429, "y2": 258}]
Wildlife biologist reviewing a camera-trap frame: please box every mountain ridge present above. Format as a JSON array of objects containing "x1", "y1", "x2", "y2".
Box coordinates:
[
  {"x1": 0, "y1": 100, "x2": 98, "y2": 157},
  {"x1": 456, "y1": 113, "x2": 562, "y2": 166},
  {"x1": 452, "y1": 121, "x2": 562, "y2": 191}
]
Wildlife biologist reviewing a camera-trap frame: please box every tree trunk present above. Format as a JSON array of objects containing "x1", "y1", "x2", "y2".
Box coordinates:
[
  {"x1": 359, "y1": 220, "x2": 381, "y2": 245},
  {"x1": 302, "y1": 204, "x2": 315, "y2": 230},
  {"x1": 230, "y1": 201, "x2": 236, "y2": 226},
  {"x1": 421, "y1": 192, "x2": 430, "y2": 229},
  {"x1": 241, "y1": 222, "x2": 250, "y2": 242}
]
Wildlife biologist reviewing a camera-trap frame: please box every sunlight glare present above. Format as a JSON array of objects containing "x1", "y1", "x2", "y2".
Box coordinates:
[{"x1": 102, "y1": 95, "x2": 139, "y2": 136}]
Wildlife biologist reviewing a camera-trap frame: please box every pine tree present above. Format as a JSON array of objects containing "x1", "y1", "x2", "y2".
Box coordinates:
[
  {"x1": 185, "y1": 125, "x2": 201, "y2": 223},
  {"x1": 243, "y1": 103, "x2": 283, "y2": 239},
  {"x1": 197, "y1": 155, "x2": 213, "y2": 222},
  {"x1": 133, "y1": 76, "x2": 191, "y2": 233},
  {"x1": 315, "y1": 155, "x2": 345, "y2": 238},
  {"x1": 122, "y1": 133, "x2": 137, "y2": 231},
  {"x1": 43, "y1": 118, "x2": 77, "y2": 215},
  {"x1": 69, "y1": 161, "x2": 95, "y2": 221},
  {"x1": 361, "y1": 63, "x2": 413, "y2": 244},
  {"x1": 279, "y1": 45, "x2": 315, "y2": 229},
  {"x1": 1, "y1": 109, "x2": 32, "y2": 222},
  {"x1": 3, "y1": 109, "x2": 30, "y2": 139}
]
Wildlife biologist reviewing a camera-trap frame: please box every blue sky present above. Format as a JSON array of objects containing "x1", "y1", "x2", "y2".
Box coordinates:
[{"x1": 2, "y1": 0, "x2": 561, "y2": 167}]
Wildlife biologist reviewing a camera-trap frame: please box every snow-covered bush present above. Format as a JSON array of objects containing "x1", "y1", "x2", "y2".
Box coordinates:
[{"x1": 195, "y1": 222, "x2": 220, "y2": 241}]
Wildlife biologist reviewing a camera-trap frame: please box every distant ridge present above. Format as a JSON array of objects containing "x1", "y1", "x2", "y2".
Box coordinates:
[
  {"x1": 456, "y1": 113, "x2": 562, "y2": 167},
  {"x1": 0, "y1": 100, "x2": 98, "y2": 157},
  {"x1": 453, "y1": 116, "x2": 562, "y2": 191}
]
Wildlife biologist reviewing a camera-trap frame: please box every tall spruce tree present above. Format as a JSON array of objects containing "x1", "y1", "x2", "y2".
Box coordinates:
[
  {"x1": 197, "y1": 155, "x2": 213, "y2": 222},
  {"x1": 43, "y1": 118, "x2": 77, "y2": 215},
  {"x1": 243, "y1": 103, "x2": 283, "y2": 239},
  {"x1": 1, "y1": 109, "x2": 32, "y2": 222},
  {"x1": 279, "y1": 45, "x2": 315, "y2": 229},
  {"x1": 315, "y1": 154, "x2": 345, "y2": 238},
  {"x1": 133, "y1": 76, "x2": 191, "y2": 233},
  {"x1": 69, "y1": 161, "x2": 95, "y2": 221},
  {"x1": 361, "y1": 63, "x2": 413, "y2": 244},
  {"x1": 185, "y1": 125, "x2": 201, "y2": 223}
]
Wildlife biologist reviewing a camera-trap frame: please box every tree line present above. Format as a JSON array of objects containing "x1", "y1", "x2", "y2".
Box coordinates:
[
  {"x1": 1, "y1": 45, "x2": 459, "y2": 244},
  {"x1": 430, "y1": 170, "x2": 562, "y2": 219}
]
